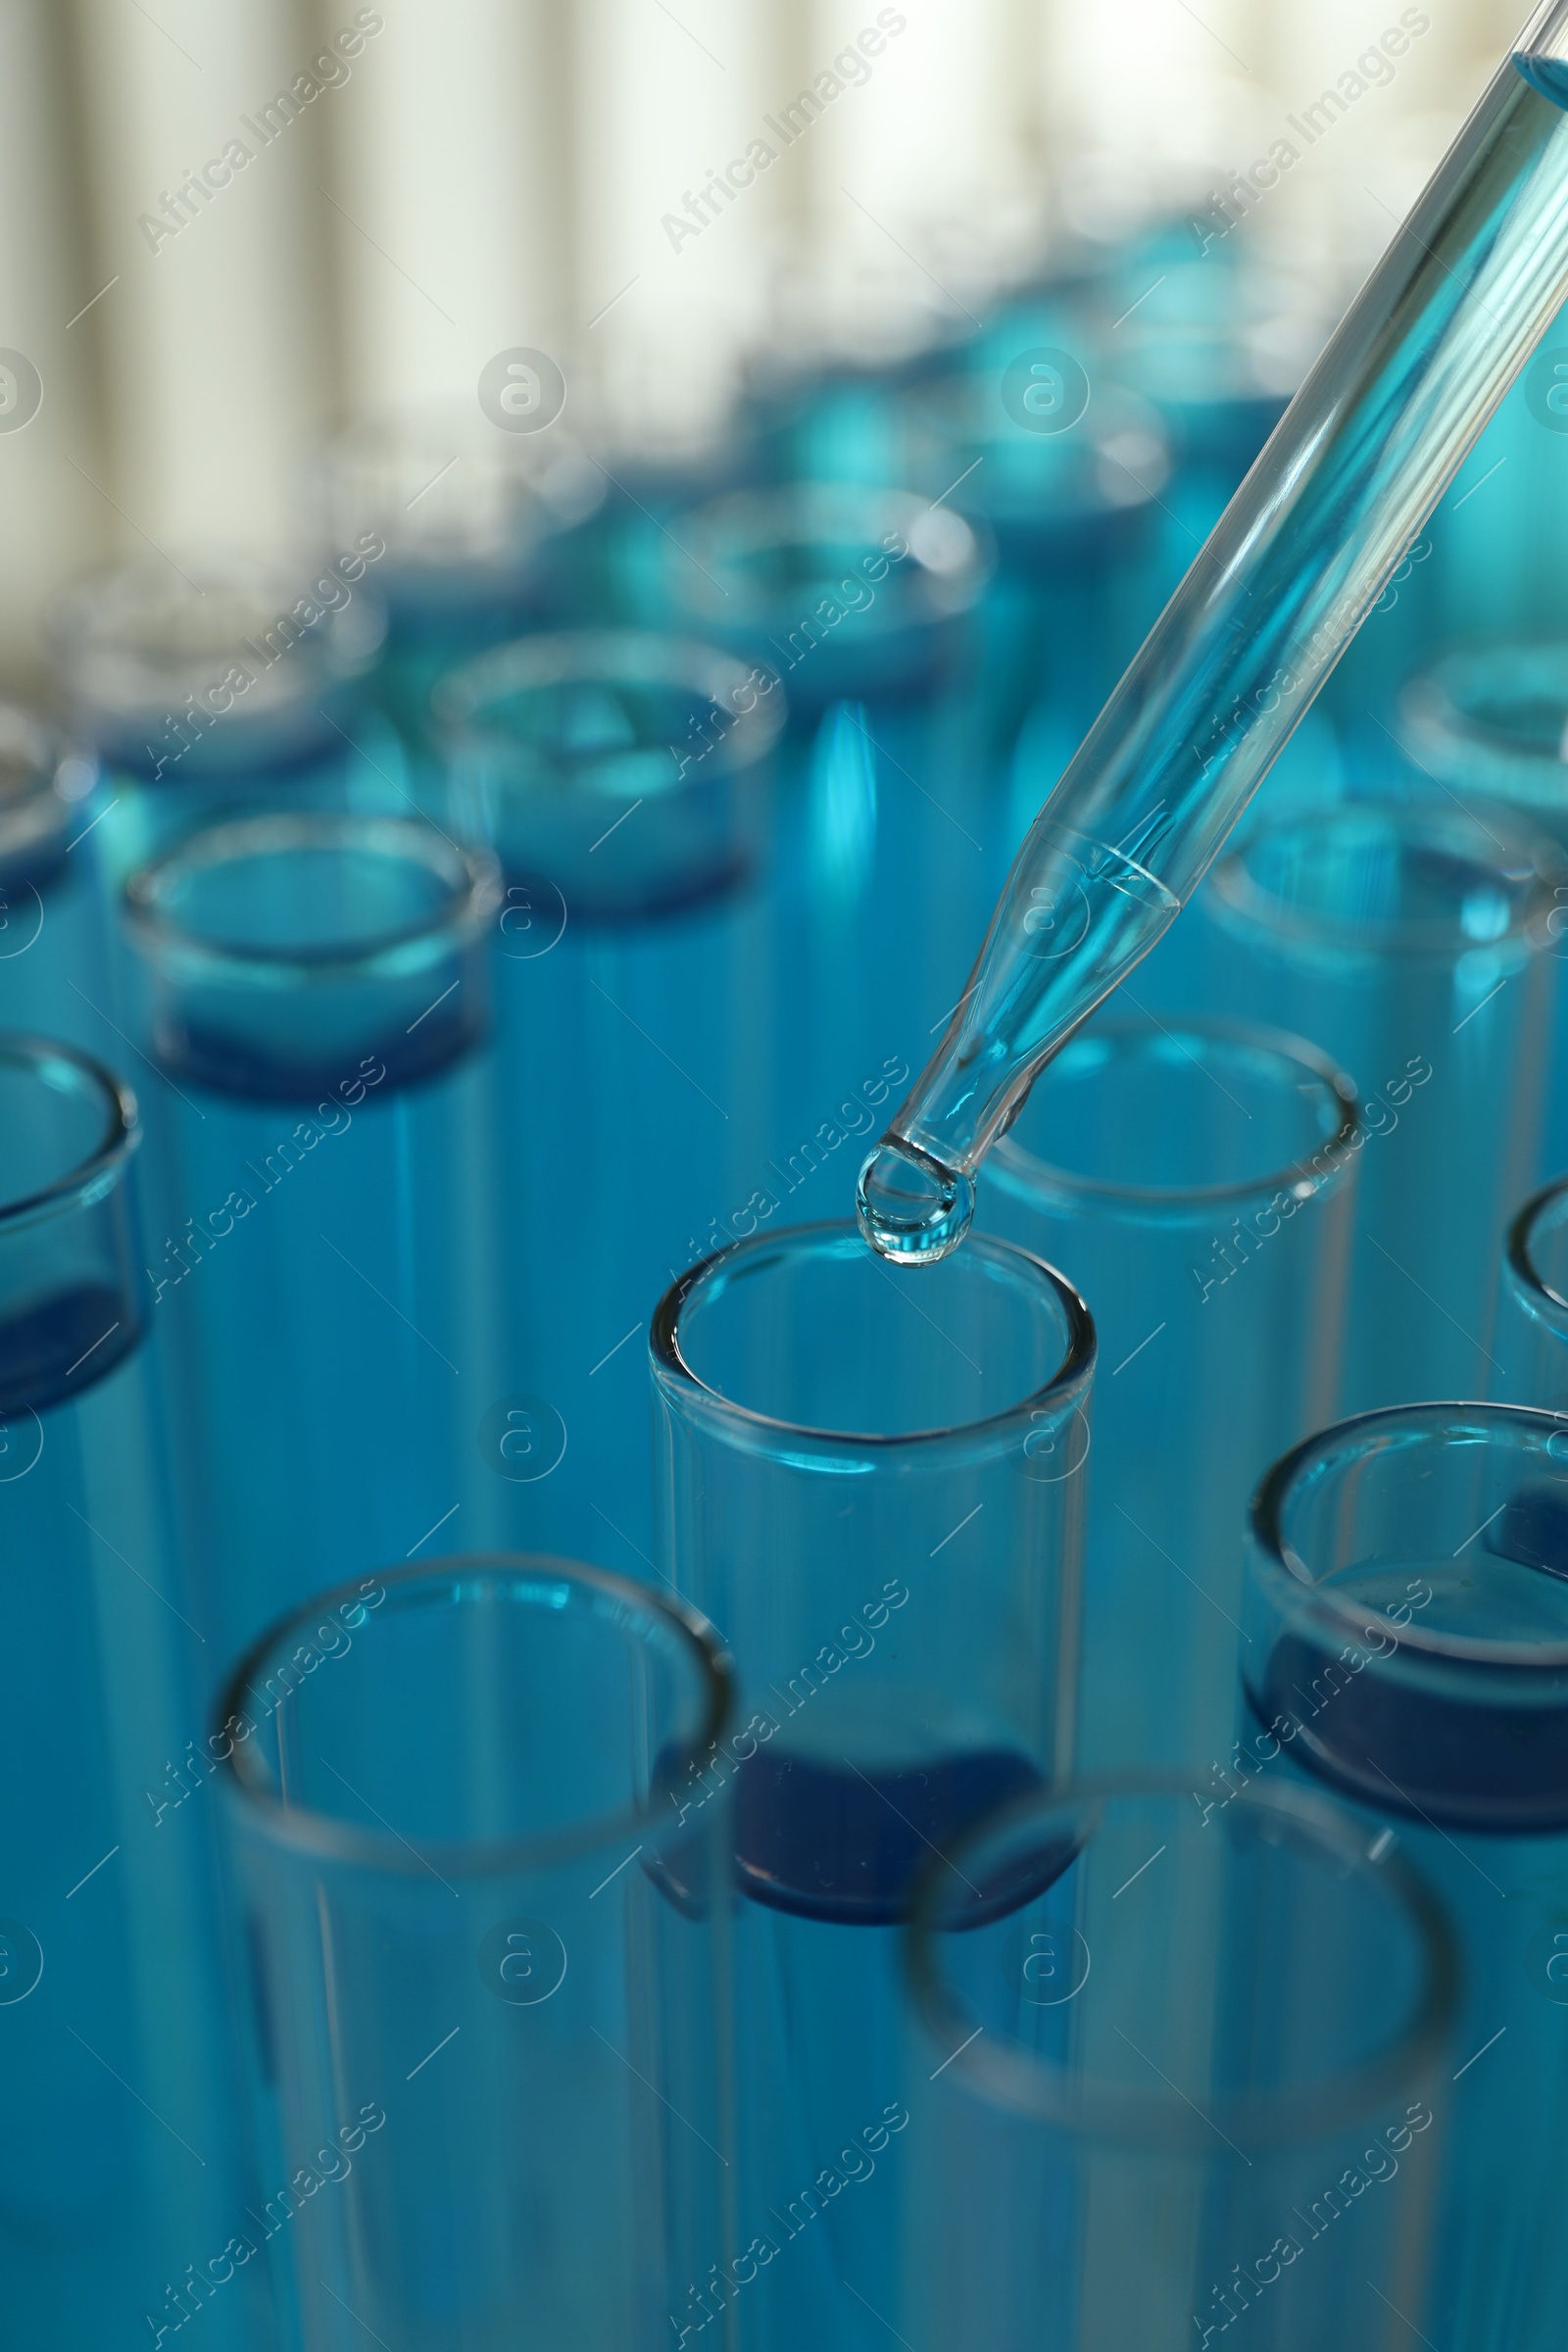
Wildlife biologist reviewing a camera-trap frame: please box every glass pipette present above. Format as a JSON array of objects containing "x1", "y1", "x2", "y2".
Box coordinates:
[{"x1": 859, "y1": 0, "x2": 1568, "y2": 1263}]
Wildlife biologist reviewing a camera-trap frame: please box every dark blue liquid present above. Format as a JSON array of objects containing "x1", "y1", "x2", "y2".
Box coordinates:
[
  {"x1": 1255, "y1": 1633, "x2": 1568, "y2": 1837},
  {"x1": 0, "y1": 1283, "x2": 139, "y2": 1414},
  {"x1": 651, "y1": 1745, "x2": 1072, "y2": 1925},
  {"x1": 156, "y1": 1014, "x2": 479, "y2": 1102}
]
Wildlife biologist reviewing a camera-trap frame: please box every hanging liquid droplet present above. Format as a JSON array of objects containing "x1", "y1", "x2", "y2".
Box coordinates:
[{"x1": 857, "y1": 1141, "x2": 974, "y2": 1266}]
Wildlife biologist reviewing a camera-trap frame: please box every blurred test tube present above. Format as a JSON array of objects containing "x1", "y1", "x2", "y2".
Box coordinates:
[{"x1": 978, "y1": 1014, "x2": 1359, "y2": 1771}]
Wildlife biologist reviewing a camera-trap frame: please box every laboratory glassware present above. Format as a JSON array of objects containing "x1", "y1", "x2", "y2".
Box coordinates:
[
  {"x1": 0, "y1": 1036, "x2": 257, "y2": 2350},
  {"x1": 903, "y1": 1774, "x2": 1457, "y2": 2352},
  {"x1": 119, "y1": 809, "x2": 505, "y2": 1688},
  {"x1": 651, "y1": 1219, "x2": 1093, "y2": 2350},
  {"x1": 218, "y1": 1552, "x2": 732, "y2": 2352},
  {"x1": 858, "y1": 3, "x2": 1568, "y2": 1260},
  {"x1": 979, "y1": 1014, "x2": 1358, "y2": 1768},
  {"x1": 1244, "y1": 1400, "x2": 1568, "y2": 2352}
]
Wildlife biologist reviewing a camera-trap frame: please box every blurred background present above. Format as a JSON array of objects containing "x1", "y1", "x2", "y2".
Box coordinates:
[{"x1": 0, "y1": 0, "x2": 1553, "y2": 685}]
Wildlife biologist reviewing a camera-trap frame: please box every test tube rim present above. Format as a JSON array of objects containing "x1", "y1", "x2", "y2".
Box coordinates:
[
  {"x1": 985, "y1": 1012, "x2": 1359, "y2": 1220},
  {"x1": 216, "y1": 1550, "x2": 734, "y2": 1878},
  {"x1": 122, "y1": 809, "x2": 503, "y2": 984},
  {"x1": 0, "y1": 703, "x2": 77, "y2": 879},
  {"x1": 1506, "y1": 1173, "x2": 1568, "y2": 1333},
  {"x1": 1251, "y1": 1399, "x2": 1568, "y2": 1671},
  {"x1": 1398, "y1": 637, "x2": 1568, "y2": 814},
  {"x1": 905, "y1": 1767, "x2": 1458, "y2": 2155},
  {"x1": 315, "y1": 403, "x2": 604, "y2": 568},
  {"x1": 659, "y1": 479, "x2": 994, "y2": 629},
  {"x1": 49, "y1": 545, "x2": 387, "y2": 725},
  {"x1": 650, "y1": 1217, "x2": 1095, "y2": 1455},
  {"x1": 1205, "y1": 799, "x2": 1558, "y2": 963},
  {"x1": 432, "y1": 626, "x2": 790, "y2": 782},
  {"x1": 0, "y1": 1030, "x2": 139, "y2": 1235}
]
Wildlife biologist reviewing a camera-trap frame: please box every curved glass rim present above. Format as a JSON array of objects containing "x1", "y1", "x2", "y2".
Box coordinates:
[
  {"x1": 50, "y1": 547, "x2": 386, "y2": 710},
  {"x1": 1251, "y1": 1400, "x2": 1568, "y2": 1669},
  {"x1": 668, "y1": 481, "x2": 994, "y2": 623},
  {"x1": 317, "y1": 406, "x2": 603, "y2": 562},
  {"x1": 906, "y1": 1770, "x2": 1457, "y2": 2154},
  {"x1": 1207, "y1": 801, "x2": 1558, "y2": 959},
  {"x1": 650, "y1": 1218, "x2": 1096, "y2": 1453},
  {"x1": 987, "y1": 1015, "x2": 1359, "y2": 1217},
  {"x1": 217, "y1": 1552, "x2": 734, "y2": 1878},
  {"x1": 1507, "y1": 1173, "x2": 1568, "y2": 1328},
  {"x1": 0, "y1": 1032, "x2": 139, "y2": 1233},
  {"x1": 1398, "y1": 639, "x2": 1568, "y2": 806},
  {"x1": 123, "y1": 811, "x2": 502, "y2": 982},
  {"x1": 433, "y1": 627, "x2": 789, "y2": 778}
]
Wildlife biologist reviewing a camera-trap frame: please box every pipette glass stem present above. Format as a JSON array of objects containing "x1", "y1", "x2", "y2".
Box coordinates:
[{"x1": 873, "y1": 3, "x2": 1568, "y2": 1225}]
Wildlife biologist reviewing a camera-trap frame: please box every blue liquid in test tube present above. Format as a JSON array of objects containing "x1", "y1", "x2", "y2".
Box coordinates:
[
  {"x1": 1244, "y1": 1402, "x2": 1568, "y2": 2352},
  {"x1": 0, "y1": 1039, "x2": 258, "y2": 2350},
  {"x1": 119, "y1": 811, "x2": 505, "y2": 1689}
]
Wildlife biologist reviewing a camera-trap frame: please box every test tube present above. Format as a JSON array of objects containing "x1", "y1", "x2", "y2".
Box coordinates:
[
  {"x1": 50, "y1": 551, "x2": 390, "y2": 894},
  {"x1": 1243, "y1": 1402, "x2": 1568, "y2": 2351},
  {"x1": 217, "y1": 1552, "x2": 732, "y2": 2352},
  {"x1": 979, "y1": 1014, "x2": 1359, "y2": 1770},
  {"x1": 650, "y1": 1222, "x2": 1093, "y2": 2346},
  {"x1": 0, "y1": 1037, "x2": 254, "y2": 2348},
  {"x1": 431, "y1": 629, "x2": 787, "y2": 1574},
  {"x1": 0, "y1": 705, "x2": 106, "y2": 1050},
  {"x1": 118, "y1": 809, "x2": 504, "y2": 1688},
  {"x1": 652, "y1": 484, "x2": 999, "y2": 1165},
  {"x1": 1495, "y1": 1175, "x2": 1568, "y2": 1407},
  {"x1": 1200, "y1": 802, "x2": 1555, "y2": 1411},
  {"x1": 1398, "y1": 637, "x2": 1568, "y2": 1175},
  {"x1": 892, "y1": 346, "x2": 1173, "y2": 786},
  {"x1": 655, "y1": 481, "x2": 992, "y2": 712},
  {"x1": 902, "y1": 1776, "x2": 1457, "y2": 2352},
  {"x1": 314, "y1": 409, "x2": 605, "y2": 750}
]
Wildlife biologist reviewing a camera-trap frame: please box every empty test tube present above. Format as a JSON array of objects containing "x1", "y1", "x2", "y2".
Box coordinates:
[
  {"x1": 217, "y1": 1553, "x2": 732, "y2": 2351},
  {"x1": 903, "y1": 1776, "x2": 1456, "y2": 2352},
  {"x1": 979, "y1": 1015, "x2": 1359, "y2": 1770}
]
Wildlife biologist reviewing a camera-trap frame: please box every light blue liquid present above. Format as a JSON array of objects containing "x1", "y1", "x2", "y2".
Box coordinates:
[{"x1": 862, "y1": 30, "x2": 1568, "y2": 1261}]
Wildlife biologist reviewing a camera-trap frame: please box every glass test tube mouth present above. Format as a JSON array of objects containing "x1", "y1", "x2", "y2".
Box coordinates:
[
  {"x1": 217, "y1": 1553, "x2": 733, "y2": 1879},
  {"x1": 906, "y1": 1773, "x2": 1457, "y2": 2154},
  {"x1": 1101, "y1": 264, "x2": 1327, "y2": 462},
  {"x1": 315, "y1": 407, "x2": 604, "y2": 614},
  {"x1": 124, "y1": 811, "x2": 501, "y2": 1099},
  {"x1": 0, "y1": 705, "x2": 91, "y2": 892},
  {"x1": 658, "y1": 483, "x2": 993, "y2": 704},
  {"x1": 986, "y1": 1015, "x2": 1359, "y2": 1220},
  {"x1": 0, "y1": 1034, "x2": 141, "y2": 1411},
  {"x1": 51, "y1": 551, "x2": 387, "y2": 780},
  {"x1": 1248, "y1": 1403, "x2": 1568, "y2": 1831},
  {"x1": 1506, "y1": 1175, "x2": 1568, "y2": 1340},
  {"x1": 435, "y1": 629, "x2": 785, "y2": 920},
  {"x1": 651, "y1": 1220, "x2": 1094, "y2": 1452},
  {"x1": 900, "y1": 369, "x2": 1171, "y2": 556},
  {"x1": 1207, "y1": 800, "x2": 1560, "y2": 966},
  {"x1": 754, "y1": 258, "x2": 980, "y2": 386},
  {"x1": 1399, "y1": 639, "x2": 1568, "y2": 820}
]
